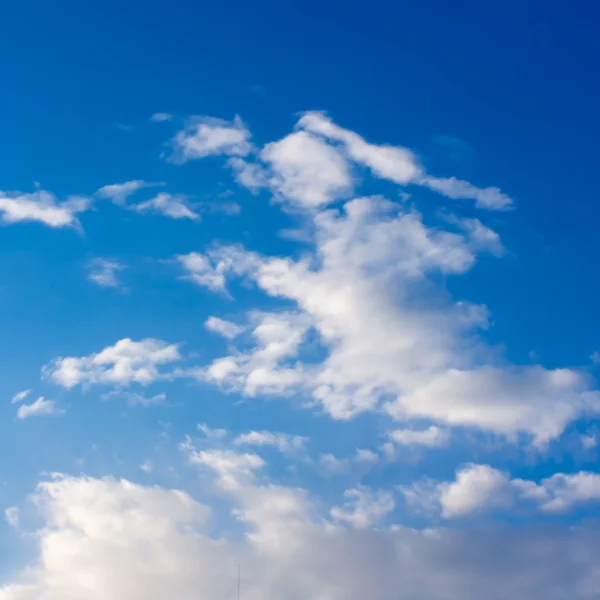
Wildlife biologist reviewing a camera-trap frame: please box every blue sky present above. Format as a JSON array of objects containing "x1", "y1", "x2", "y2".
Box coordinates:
[{"x1": 1, "y1": 1, "x2": 600, "y2": 598}]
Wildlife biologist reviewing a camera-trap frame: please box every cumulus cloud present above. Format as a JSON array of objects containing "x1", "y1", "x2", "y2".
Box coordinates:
[
  {"x1": 44, "y1": 338, "x2": 182, "y2": 389},
  {"x1": 0, "y1": 189, "x2": 89, "y2": 228},
  {"x1": 403, "y1": 464, "x2": 600, "y2": 518},
  {"x1": 3, "y1": 473, "x2": 600, "y2": 599},
  {"x1": 4, "y1": 507, "x2": 19, "y2": 528},
  {"x1": 184, "y1": 194, "x2": 599, "y2": 443},
  {"x1": 16, "y1": 396, "x2": 64, "y2": 420},
  {"x1": 87, "y1": 258, "x2": 126, "y2": 288},
  {"x1": 260, "y1": 130, "x2": 354, "y2": 207},
  {"x1": 168, "y1": 116, "x2": 252, "y2": 163}
]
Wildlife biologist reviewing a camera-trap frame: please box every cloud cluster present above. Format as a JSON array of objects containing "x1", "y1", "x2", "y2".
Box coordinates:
[
  {"x1": 3, "y1": 470, "x2": 600, "y2": 599},
  {"x1": 44, "y1": 338, "x2": 181, "y2": 389},
  {"x1": 402, "y1": 463, "x2": 600, "y2": 518}
]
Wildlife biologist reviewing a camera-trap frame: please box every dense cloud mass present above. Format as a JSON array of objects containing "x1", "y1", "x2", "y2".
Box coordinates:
[{"x1": 1, "y1": 474, "x2": 599, "y2": 600}]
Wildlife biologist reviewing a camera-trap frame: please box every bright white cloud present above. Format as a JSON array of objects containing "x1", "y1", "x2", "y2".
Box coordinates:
[
  {"x1": 388, "y1": 425, "x2": 449, "y2": 448},
  {"x1": 438, "y1": 464, "x2": 510, "y2": 518},
  {"x1": 10, "y1": 390, "x2": 31, "y2": 404},
  {"x1": 169, "y1": 115, "x2": 252, "y2": 163},
  {"x1": 191, "y1": 196, "x2": 591, "y2": 442},
  {"x1": 0, "y1": 189, "x2": 89, "y2": 228},
  {"x1": 298, "y1": 111, "x2": 421, "y2": 185},
  {"x1": 233, "y1": 430, "x2": 308, "y2": 453},
  {"x1": 404, "y1": 465, "x2": 600, "y2": 518},
  {"x1": 514, "y1": 471, "x2": 600, "y2": 513},
  {"x1": 16, "y1": 396, "x2": 64, "y2": 420},
  {"x1": 87, "y1": 258, "x2": 126, "y2": 288},
  {"x1": 134, "y1": 193, "x2": 200, "y2": 221},
  {"x1": 227, "y1": 157, "x2": 269, "y2": 193},
  {"x1": 204, "y1": 316, "x2": 245, "y2": 339},
  {"x1": 44, "y1": 338, "x2": 181, "y2": 389},
  {"x1": 260, "y1": 130, "x2": 353, "y2": 207},
  {"x1": 95, "y1": 180, "x2": 161, "y2": 206},
  {"x1": 4, "y1": 473, "x2": 599, "y2": 599}
]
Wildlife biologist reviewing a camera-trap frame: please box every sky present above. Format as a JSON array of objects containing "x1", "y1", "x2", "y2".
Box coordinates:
[{"x1": 0, "y1": 1, "x2": 600, "y2": 598}]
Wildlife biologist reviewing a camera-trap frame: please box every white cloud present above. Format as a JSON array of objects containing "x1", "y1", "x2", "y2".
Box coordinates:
[
  {"x1": 16, "y1": 396, "x2": 64, "y2": 420},
  {"x1": 297, "y1": 111, "x2": 513, "y2": 210},
  {"x1": 591, "y1": 351, "x2": 600, "y2": 365},
  {"x1": 134, "y1": 193, "x2": 200, "y2": 221},
  {"x1": 404, "y1": 465, "x2": 600, "y2": 518},
  {"x1": 44, "y1": 338, "x2": 181, "y2": 389},
  {"x1": 355, "y1": 448, "x2": 379, "y2": 464},
  {"x1": 191, "y1": 196, "x2": 591, "y2": 443},
  {"x1": 421, "y1": 176, "x2": 514, "y2": 210},
  {"x1": 318, "y1": 453, "x2": 349, "y2": 475},
  {"x1": 200, "y1": 312, "x2": 310, "y2": 397},
  {"x1": 260, "y1": 130, "x2": 353, "y2": 207},
  {"x1": 234, "y1": 430, "x2": 308, "y2": 453},
  {"x1": 95, "y1": 180, "x2": 162, "y2": 206},
  {"x1": 169, "y1": 116, "x2": 252, "y2": 163},
  {"x1": 11, "y1": 390, "x2": 31, "y2": 404},
  {"x1": 227, "y1": 157, "x2": 269, "y2": 193},
  {"x1": 388, "y1": 425, "x2": 449, "y2": 448},
  {"x1": 298, "y1": 111, "x2": 421, "y2": 185},
  {"x1": 514, "y1": 471, "x2": 600, "y2": 513},
  {"x1": 3, "y1": 473, "x2": 600, "y2": 599},
  {"x1": 0, "y1": 189, "x2": 89, "y2": 228},
  {"x1": 4, "y1": 507, "x2": 19, "y2": 528},
  {"x1": 150, "y1": 113, "x2": 173, "y2": 122},
  {"x1": 204, "y1": 316, "x2": 245, "y2": 340},
  {"x1": 330, "y1": 487, "x2": 395, "y2": 528},
  {"x1": 87, "y1": 258, "x2": 126, "y2": 288},
  {"x1": 438, "y1": 464, "x2": 510, "y2": 518},
  {"x1": 197, "y1": 423, "x2": 228, "y2": 439}
]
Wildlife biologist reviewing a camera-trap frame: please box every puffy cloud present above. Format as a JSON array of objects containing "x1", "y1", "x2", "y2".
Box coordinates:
[
  {"x1": 95, "y1": 180, "x2": 162, "y2": 206},
  {"x1": 388, "y1": 426, "x2": 450, "y2": 448},
  {"x1": 514, "y1": 471, "x2": 600, "y2": 513},
  {"x1": 260, "y1": 130, "x2": 354, "y2": 207},
  {"x1": 16, "y1": 396, "x2": 64, "y2": 420},
  {"x1": 197, "y1": 423, "x2": 228, "y2": 440},
  {"x1": 87, "y1": 258, "x2": 126, "y2": 288},
  {"x1": 227, "y1": 158, "x2": 269, "y2": 193},
  {"x1": 204, "y1": 316, "x2": 245, "y2": 340},
  {"x1": 404, "y1": 465, "x2": 600, "y2": 518},
  {"x1": 168, "y1": 116, "x2": 252, "y2": 163},
  {"x1": 134, "y1": 193, "x2": 200, "y2": 221},
  {"x1": 4, "y1": 474, "x2": 600, "y2": 599},
  {"x1": 330, "y1": 487, "x2": 395, "y2": 528},
  {"x1": 0, "y1": 189, "x2": 89, "y2": 228},
  {"x1": 233, "y1": 430, "x2": 308, "y2": 453},
  {"x1": 189, "y1": 195, "x2": 599, "y2": 442},
  {"x1": 438, "y1": 464, "x2": 510, "y2": 518},
  {"x1": 44, "y1": 338, "x2": 181, "y2": 389}
]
